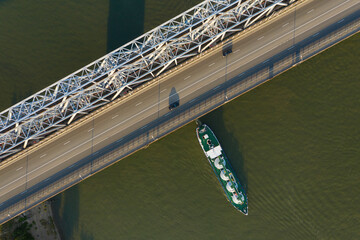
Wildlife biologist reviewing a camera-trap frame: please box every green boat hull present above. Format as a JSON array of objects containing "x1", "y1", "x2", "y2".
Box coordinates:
[{"x1": 196, "y1": 124, "x2": 248, "y2": 215}]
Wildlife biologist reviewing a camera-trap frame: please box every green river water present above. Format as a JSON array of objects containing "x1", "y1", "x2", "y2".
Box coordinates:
[{"x1": 0, "y1": 0, "x2": 359, "y2": 239}]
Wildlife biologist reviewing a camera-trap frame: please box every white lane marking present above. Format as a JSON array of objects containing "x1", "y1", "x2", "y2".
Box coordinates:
[
  {"x1": 88, "y1": 128, "x2": 93, "y2": 132},
  {"x1": 135, "y1": 102, "x2": 142, "y2": 106},
  {"x1": 257, "y1": 36, "x2": 264, "y2": 40},
  {"x1": 40, "y1": 154, "x2": 47, "y2": 159},
  {"x1": 140, "y1": 125, "x2": 148, "y2": 130},
  {"x1": 213, "y1": 86, "x2": 221, "y2": 90},
  {"x1": 160, "y1": 89, "x2": 167, "y2": 93},
  {"x1": 282, "y1": 22, "x2": 289, "y2": 27},
  {"x1": 1, "y1": 0, "x2": 354, "y2": 194},
  {"x1": 63, "y1": 141, "x2": 70, "y2": 145},
  {"x1": 208, "y1": 62, "x2": 215, "y2": 67},
  {"x1": 112, "y1": 114, "x2": 119, "y2": 119},
  {"x1": 288, "y1": 46, "x2": 295, "y2": 50},
  {"x1": 184, "y1": 75, "x2": 191, "y2": 80},
  {"x1": 338, "y1": 18, "x2": 344, "y2": 23},
  {"x1": 16, "y1": 167, "x2": 23, "y2": 171},
  {"x1": 234, "y1": 49, "x2": 240, "y2": 53},
  {"x1": 313, "y1": 32, "x2": 319, "y2": 37},
  {"x1": 307, "y1": 9, "x2": 314, "y2": 14}
]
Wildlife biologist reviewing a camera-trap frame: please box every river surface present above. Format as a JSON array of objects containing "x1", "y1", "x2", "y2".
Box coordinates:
[{"x1": 1, "y1": 1, "x2": 359, "y2": 239}]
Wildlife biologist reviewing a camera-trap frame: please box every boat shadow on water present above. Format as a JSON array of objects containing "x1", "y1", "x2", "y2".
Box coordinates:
[{"x1": 200, "y1": 107, "x2": 248, "y2": 193}]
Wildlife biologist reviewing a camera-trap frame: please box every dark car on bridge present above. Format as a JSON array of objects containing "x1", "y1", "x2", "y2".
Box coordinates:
[
  {"x1": 169, "y1": 101, "x2": 179, "y2": 110},
  {"x1": 222, "y1": 48, "x2": 232, "y2": 57}
]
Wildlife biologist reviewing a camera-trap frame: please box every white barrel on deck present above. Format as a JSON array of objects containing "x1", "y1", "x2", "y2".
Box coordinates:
[
  {"x1": 220, "y1": 169, "x2": 230, "y2": 181},
  {"x1": 214, "y1": 157, "x2": 225, "y2": 170},
  {"x1": 226, "y1": 181, "x2": 236, "y2": 192},
  {"x1": 232, "y1": 193, "x2": 244, "y2": 205}
]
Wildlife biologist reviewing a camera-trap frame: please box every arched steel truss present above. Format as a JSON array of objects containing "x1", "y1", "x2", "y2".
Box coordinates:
[{"x1": 0, "y1": 0, "x2": 296, "y2": 160}]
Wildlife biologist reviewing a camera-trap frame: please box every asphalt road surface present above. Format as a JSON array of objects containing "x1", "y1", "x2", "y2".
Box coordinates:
[{"x1": 0, "y1": 0, "x2": 358, "y2": 207}]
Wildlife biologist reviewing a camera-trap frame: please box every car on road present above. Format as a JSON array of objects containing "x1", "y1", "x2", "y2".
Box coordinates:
[
  {"x1": 222, "y1": 48, "x2": 232, "y2": 57},
  {"x1": 169, "y1": 101, "x2": 179, "y2": 110}
]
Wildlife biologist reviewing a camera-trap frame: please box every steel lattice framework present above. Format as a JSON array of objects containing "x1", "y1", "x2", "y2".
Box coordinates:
[{"x1": 0, "y1": 0, "x2": 296, "y2": 160}]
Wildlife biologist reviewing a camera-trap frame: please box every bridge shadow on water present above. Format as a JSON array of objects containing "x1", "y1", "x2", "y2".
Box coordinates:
[
  {"x1": 11, "y1": 88, "x2": 34, "y2": 105},
  {"x1": 106, "y1": 0, "x2": 145, "y2": 53},
  {"x1": 200, "y1": 109, "x2": 248, "y2": 192},
  {"x1": 80, "y1": 226, "x2": 95, "y2": 240},
  {"x1": 51, "y1": 185, "x2": 80, "y2": 240}
]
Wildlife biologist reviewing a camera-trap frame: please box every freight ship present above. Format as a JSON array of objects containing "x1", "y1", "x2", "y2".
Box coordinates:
[{"x1": 196, "y1": 123, "x2": 248, "y2": 215}]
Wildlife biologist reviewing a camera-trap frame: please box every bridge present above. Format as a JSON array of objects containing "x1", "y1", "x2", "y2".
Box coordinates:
[{"x1": 0, "y1": 0, "x2": 359, "y2": 223}]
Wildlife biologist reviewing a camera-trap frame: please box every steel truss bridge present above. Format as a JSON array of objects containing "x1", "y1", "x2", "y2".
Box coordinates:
[{"x1": 0, "y1": 0, "x2": 296, "y2": 160}]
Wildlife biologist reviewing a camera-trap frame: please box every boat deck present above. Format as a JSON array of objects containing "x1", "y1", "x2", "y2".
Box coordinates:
[
  {"x1": 197, "y1": 126, "x2": 220, "y2": 152},
  {"x1": 196, "y1": 124, "x2": 248, "y2": 215}
]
